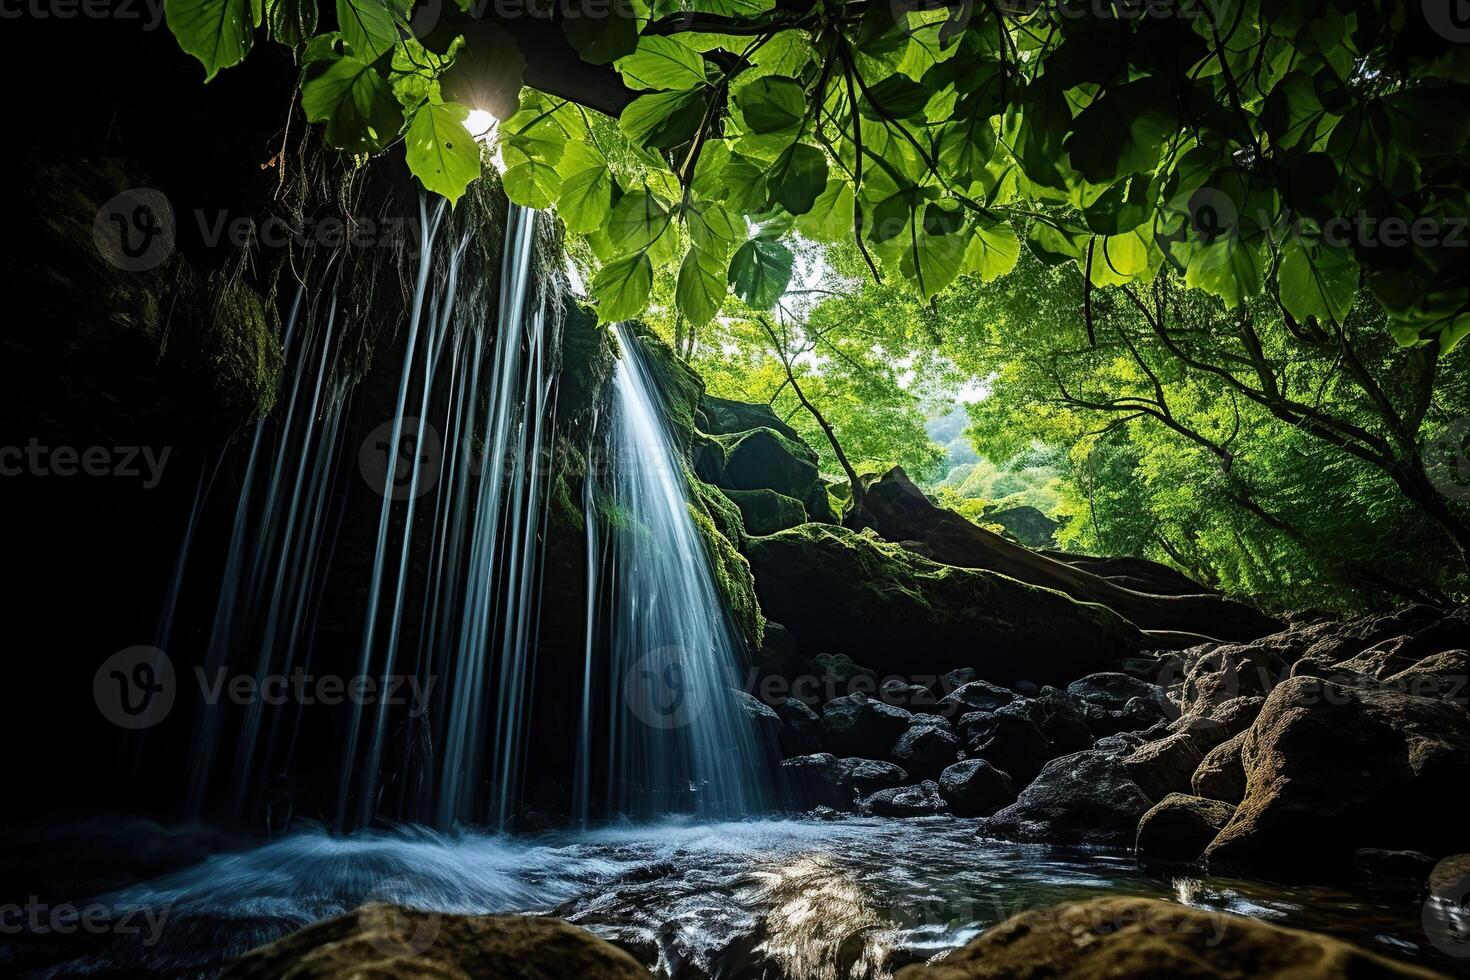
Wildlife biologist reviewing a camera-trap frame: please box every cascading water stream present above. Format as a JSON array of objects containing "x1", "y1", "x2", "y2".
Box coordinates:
[{"x1": 595, "y1": 324, "x2": 771, "y2": 820}]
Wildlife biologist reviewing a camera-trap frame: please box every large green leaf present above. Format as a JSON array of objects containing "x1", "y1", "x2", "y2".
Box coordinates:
[
  {"x1": 902, "y1": 230, "x2": 966, "y2": 299},
  {"x1": 166, "y1": 0, "x2": 253, "y2": 81},
  {"x1": 1278, "y1": 237, "x2": 1358, "y2": 324},
  {"x1": 963, "y1": 220, "x2": 1020, "y2": 282},
  {"x1": 301, "y1": 52, "x2": 404, "y2": 153},
  {"x1": 728, "y1": 238, "x2": 793, "y2": 308},
  {"x1": 592, "y1": 253, "x2": 654, "y2": 322},
  {"x1": 620, "y1": 90, "x2": 701, "y2": 146},
  {"x1": 336, "y1": 0, "x2": 395, "y2": 61},
  {"x1": 503, "y1": 160, "x2": 560, "y2": 209},
  {"x1": 1064, "y1": 78, "x2": 1176, "y2": 184},
  {"x1": 616, "y1": 36, "x2": 707, "y2": 91},
  {"x1": 676, "y1": 246, "x2": 727, "y2": 325},
  {"x1": 769, "y1": 142, "x2": 828, "y2": 215},
  {"x1": 794, "y1": 181, "x2": 854, "y2": 242},
  {"x1": 562, "y1": 0, "x2": 639, "y2": 66},
  {"x1": 556, "y1": 142, "x2": 614, "y2": 235},
  {"x1": 267, "y1": 0, "x2": 316, "y2": 46},
  {"x1": 404, "y1": 101, "x2": 482, "y2": 204},
  {"x1": 609, "y1": 189, "x2": 671, "y2": 253},
  {"x1": 735, "y1": 75, "x2": 806, "y2": 135}
]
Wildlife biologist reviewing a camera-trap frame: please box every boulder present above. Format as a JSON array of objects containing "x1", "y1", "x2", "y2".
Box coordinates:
[
  {"x1": 938, "y1": 680, "x2": 1016, "y2": 715},
  {"x1": 714, "y1": 427, "x2": 820, "y2": 499},
  {"x1": 699, "y1": 394, "x2": 804, "y2": 442},
  {"x1": 1180, "y1": 642, "x2": 1291, "y2": 716},
  {"x1": 880, "y1": 679, "x2": 941, "y2": 712},
  {"x1": 859, "y1": 780, "x2": 949, "y2": 817},
  {"x1": 820, "y1": 693, "x2": 914, "y2": 757},
  {"x1": 776, "y1": 698, "x2": 822, "y2": 756},
  {"x1": 1385, "y1": 650, "x2": 1470, "y2": 702},
  {"x1": 859, "y1": 468, "x2": 1280, "y2": 642},
  {"x1": 996, "y1": 688, "x2": 1094, "y2": 754},
  {"x1": 730, "y1": 690, "x2": 781, "y2": 745},
  {"x1": 1204, "y1": 676, "x2": 1470, "y2": 879},
  {"x1": 978, "y1": 750, "x2": 1153, "y2": 847},
  {"x1": 938, "y1": 760, "x2": 1016, "y2": 817},
  {"x1": 814, "y1": 652, "x2": 877, "y2": 689},
  {"x1": 779, "y1": 753, "x2": 907, "y2": 810},
  {"x1": 892, "y1": 897, "x2": 1447, "y2": 980},
  {"x1": 1121, "y1": 731, "x2": 1203, "y2": 801},
  {"x1": 1191, "y1": 731, "x2": 1247, "y2": 803},
  {"x1": 1355, "y1": 848, "x2": 1437, "y2": 882},
  {"x1": 221, "y1": 905, "x2": 648, "y2": 980},
  {"x1": 746, "y1": 525, "x2": 1142, "y2": 685},
  {"x1": 1135, "y1": 793, "x2": 1235, "y2": 863},
  {"x1": 960, "y1": 712, "x2": 1052, "y2": 787},
  {"x1": 891, "y1": 725, "x2": 962, "y2": 778},
  {"x1": 1067, "y1": 672, "x2": 1166, "y2": 713},
  {"x1": 719, "y1": 488, "x2": 808, "y2": 536}
]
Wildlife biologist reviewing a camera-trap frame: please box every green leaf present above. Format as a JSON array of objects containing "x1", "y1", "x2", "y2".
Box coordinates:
[
  {"x1": 1064, "y1": 79, "x2": 1176, "y2": 184},
  {"x1": 165, "y1": 0, "x2": 253, "y2": 81},
  {"x1": 503, "y1": 160, "x2": 560, "y2": 209},
  {"x1": 769, "y1": 142, "x2": 828, "y2": 215},
  {"x1": 620, "y1": 89, "x2": 701, "y2": 146},
  {"x1": 1278, "y1": 237, "x2": 1358, "y2": 324},
  {"x1": 267, "y1": 0, "x2": 316, "y2": 46},
  {"x1": 962, "y1": 220, "x2": 1019, "y2": 282},
  {"x1": 728, "y1": 238, "x2": 793, "y2": 308},
  {"x1": 902, "y1": 230, "x2": 966, "y2": 299},
  {"x1": 609, "y1": 189, "x2": 670, "y2": 252},
  {"x1": 676, "y1": 246, "x2": 727, "y2": 325},
  {"x1": 794, "y1": 181, "x2": 854, "y2": 242},
  {"x1": 336, "y1": 0, "x2": 396, "y2": 61},
  {"x1": 562, "y1": 0, "x2": 639, "y2": 66},
  {"x1": 556, "y1": 142, "x2": 614, "y2": 235},
  {"x1": 404, "y1": 101, "x2": 483, "y2": 205},
  {"x1": 1185, "y1": 236, "x2": 1263, "y2": 308},
  {"x1": 616, "y1": 36, "x2": 706, "y2": 91},
  {"x1": 736, "y1": 75, "x2": 806, "y2": 135},
  {"x1": 593, "y1": 253, "x2": 654, "y2": 322},
  {"x1": 1027, "y1": 221, "x2": 1087, "y2": 266},
  {"x1": 301, "y1": 52, "x2": 405, "y2": 154},
  {"x1": 688, "y1": 201, "x2": 742, "y2": 256}
]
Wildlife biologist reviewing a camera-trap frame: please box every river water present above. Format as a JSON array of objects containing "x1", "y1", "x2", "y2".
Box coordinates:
[{"x1": 8, "y1": 816, "x2": 1465, "y2": 977}]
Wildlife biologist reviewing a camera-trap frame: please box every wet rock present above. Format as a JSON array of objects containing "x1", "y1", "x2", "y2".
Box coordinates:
[
  {"x1": 1208, "y1": 694, "x2": 1266, "y2": 737},
  {"x1": 859, "y1": 780, "x2": 949, "y2": 817},
  {"x1": 815, "y1": 652, "x2": 876, "y2": 688},
  {"x1": 221, "y1": 905, "x2": 649, "y2": 979},
  {"x1": 746, "y1": 524, "x2": 1142, "y2": 686},
  {"x1": 893, "y1": 896, "x2": 1446, "y2": 980},
  {"x1": 891, "y1": 725, "x2": 962, "y2": 778},
  {"x1": 777, "y1": 698, "x2": 822, "y2": 756},
  {"x1": 731, "y1": 690, "x2": 781, "y2": 744},
  {"x1": 881, "y1": 679, "x2": 941, "y2": 712},
  {"x1": 1385, "y1": 650, "x2": 1470, "y2": 702},
  {"x1": 1067, "y1": 672, "x2": 1166, "y2": 714},
  {"x1": 1191, "y1": 730, "x2": 1247, "y2": 803},
  {"x1": 779, "y1": 753, "x2": 908, "y2": 810},
  {"x1": 941, "y1": 667, "x2": 979, "y2": 690},
  {"x1": 1204, "y1": 676, "x2": 1470, "y2": 879},
  {"x1": 1355, "y1": 848, "x2": 1437, "y2": 881},
  {"x1": 938, "y1": 760, "x2": 1016, "y2": 817},
  {"x1": 1120, "y1": 731, "x2": 1203, "y2": 802},
  {"x1": 820, "y1": 693, "x2": 914, "y2": 757},
  {"x1": 1135, "y1": 793, "x2": 1235, "y2": 864},
  {"x1": 960, "y1": 712, "x2": 1052, "y2": 787},
  {"x1": 938, "y1": 680, "x2": 1016, "y2": 715},
  {"x1": 978, "y1": 750, "x2": 1153, "y2": 847},
  {"x1": 1092, "y1": 732, "x2": 1146, "y2": 755},
  {"x1": 997, "y1": 688, "x2": 1093, "y2": 754},
  {"x1": 1181, "y1": 641, "x2": 1291, "y2": 716}
]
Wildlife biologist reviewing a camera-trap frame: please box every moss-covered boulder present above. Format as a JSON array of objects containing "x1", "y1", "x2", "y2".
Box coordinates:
[
  {"x1": 699, "y1": 394, "x2": 804, "y2": 442},
  {"x1": 222, "y1": 905, "x2": 649, "y2": 979},
  {"x1": 745, "y1": 524, "x2": 1143, "y2": 685},
  {"x1": 895, "y1": 897, "x2": 1448, "y2": 979},
  {"x1": 720, "y1": 488, "x2": 808, "y2": 536},
  {"x1": 708, "y1": 427, "x2": 820, "y2": 499}
]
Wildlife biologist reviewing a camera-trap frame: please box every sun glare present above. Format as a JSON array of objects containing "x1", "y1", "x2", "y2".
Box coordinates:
[{"x1": 465, "y1": 109, "x2": 498, "y2": 144}]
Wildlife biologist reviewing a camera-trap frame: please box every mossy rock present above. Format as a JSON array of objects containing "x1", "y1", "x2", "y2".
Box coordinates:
[
  {"x1": 687, "y1": 496, "x2": 764, "y2": 652},
  {"x1": 713, "y1": 427, "x2": 820, "y2": 499},
  {"x1": 695, "y1": 476, "x2": 748, "y2": 549},
  {"x1": 699, "y1": 394, "x2": 802, "y2": 443},
  {"x1": 628, "y1": 323, "x2": 704, "y2": 453},
  {"x1": 720, "y1": 488, "x2": 808, "y2": 536},
  {"x1": 206, "y1": 275, "x2": 283, "y2": 419},
  {"x1": 745, "y1": 524, "x2": 1142, "y2": 686}
]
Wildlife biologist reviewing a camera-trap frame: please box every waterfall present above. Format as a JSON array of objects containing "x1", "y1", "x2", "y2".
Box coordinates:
[{"x1": 596, "y1": 324, "x2": 770, "y2": 820}]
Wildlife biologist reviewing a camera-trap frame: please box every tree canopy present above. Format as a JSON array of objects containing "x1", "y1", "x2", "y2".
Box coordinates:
[{"x1": 167, "y1": 0, "x2": 1470, "y2": 351}]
